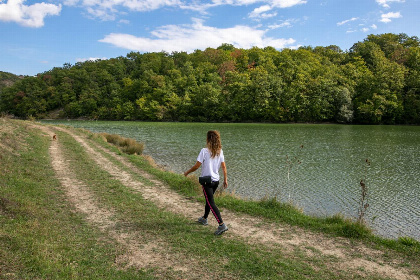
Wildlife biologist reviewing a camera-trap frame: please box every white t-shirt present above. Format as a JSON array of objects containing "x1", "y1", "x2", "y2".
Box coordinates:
[{"x1": 197, "y1": 148, "x2": 225, "y2": 182}]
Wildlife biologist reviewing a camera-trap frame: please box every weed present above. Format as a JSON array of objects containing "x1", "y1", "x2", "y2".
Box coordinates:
[
  {"x1": 358, "y1": 159, "x2": 371, "y2": 224},
  {"x1": 285, "y1": 144, "x2": 304, "y2": 201},
  {"x1": 27, "y1": 115, "x2": 36, "y2": 121}
]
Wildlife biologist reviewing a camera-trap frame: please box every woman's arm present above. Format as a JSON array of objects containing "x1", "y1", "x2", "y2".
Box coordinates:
[
  {"x1": 221, "y1": 162, "x2": 228, "y2": 189},
  {"x1": 184, "y1": 161, "x2": 201, "y2": 176}
]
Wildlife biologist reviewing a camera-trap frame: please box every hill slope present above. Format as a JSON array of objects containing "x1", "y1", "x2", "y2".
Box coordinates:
[{"x1": 0, "y1": 71, "x2": 22, "y2": 92}]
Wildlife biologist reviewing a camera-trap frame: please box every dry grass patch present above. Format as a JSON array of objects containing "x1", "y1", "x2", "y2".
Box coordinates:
[{"x1": 100, "y1": 133, "x2": 144, "y2": 155}]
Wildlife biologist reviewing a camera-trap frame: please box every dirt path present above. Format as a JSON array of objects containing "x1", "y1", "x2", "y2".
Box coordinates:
[
  {"x1": 37, "y1": 124, "x2": 418, "y2": 280},
  {"x1": 33, "y1": 124, "x2": 203, "y2": 279}
]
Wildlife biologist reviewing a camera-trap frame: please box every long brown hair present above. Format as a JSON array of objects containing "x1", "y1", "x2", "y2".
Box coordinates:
[{"x1": 206, "y1": 130, "x2": 222, "y2": 158}]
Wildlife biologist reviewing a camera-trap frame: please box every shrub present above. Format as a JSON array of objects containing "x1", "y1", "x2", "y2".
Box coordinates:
[{"x1": 101, "y1": 133, "x2": 144, "y2": 155}]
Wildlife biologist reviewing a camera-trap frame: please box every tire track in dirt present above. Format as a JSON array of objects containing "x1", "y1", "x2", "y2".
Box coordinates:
[
  {"x1": 55, "y1": 125, "x2": 418, "y2": 280},
  {"x1": 33, "y1": 124, "x2": 198, "y2": 278}
]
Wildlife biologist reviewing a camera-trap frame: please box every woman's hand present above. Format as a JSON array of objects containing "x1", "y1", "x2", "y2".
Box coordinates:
[
  {"x1": 221, "y1": 162, "x2": 228, "y2": 189},
  {"x1": 184, "y1": 161, "x2": 201, "y2": 177}
]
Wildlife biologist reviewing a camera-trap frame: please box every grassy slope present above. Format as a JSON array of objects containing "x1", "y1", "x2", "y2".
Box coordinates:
[
  {"x1": 0, "y1": 119, "x2": 153, "y2": 279},
  {"x1": 1, "y1": 118, "x2": 419, "y2": 279}
]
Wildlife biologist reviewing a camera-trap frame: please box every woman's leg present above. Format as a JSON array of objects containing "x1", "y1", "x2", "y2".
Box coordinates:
[
  {"x1": 202, "y1": 182, "x2": 223, "y2": 224},
  {"x1": 203, "y1": 182, "x2": 218, "y2": 219}
]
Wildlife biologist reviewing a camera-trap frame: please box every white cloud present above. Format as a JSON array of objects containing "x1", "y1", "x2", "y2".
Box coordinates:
[
  {"x1": 271, "y1": 0, "x2": 307, "y2": 8},
  {"x1": 211, "y1": 0, "x2": 262, "y2": 5},
  {"x1": 63, "y1": 0, "x2": 79, "y2": 5},
  {"x1": 380, "y1": 11, "x2": 401, "y2": 23},
  {"x1": 288, "y1": 44, "x2": 302, "y2": 50},
  {"x1": 259, "y1": 12, "x2": 277, "y2": 18},
  {"x1": 66, "y1": 0, "x2": 182, "y2": 20},
  {"x1": 248, "y1": 1, "x2": 306, "y2": 19},
  {"x1": 86, "y1": 6, "x2": 117, "y2": 20},
  {"x1": 376, "y1": 0, "x2": 405, "y2": 8},
  {"x1": 66, "y1": 0, "x2": 182, "y2": 11},
  {"x1": 183, "y1": 0, "x2": 308, "y2": 14},
  {"x1": 76, "y1": 57, "x2": 108, "y2": 63},
  {"x1": 253, "y1": 4, "x2": 272, "y2": 13},
  {"x1": 119, "y1": 19, "x2": 129, "y2": 24},
  {"x1": 249, "y1": 4, "x2": 272, "y2": 18},
  {"x1": 361, "y1": 27, "x2": 369, "y2": 32},
  {"x1": 371, "y1": 24, "x2": 377, "y2": 29},
  {"x1": 67, "y1": 0, "x2": 307, "y2": 20},
  {"x1": 0, "y1": 0, "x2": 61, "y2": 27},
  {"x1": 99, "y1": 18, "x2": 296, "y2": 52},
  {"x1": 118, "y1": 0, "x2": 182, "y2": 12},
  {"x1": 268, "y1": 19, "x2": 293, "y2": 29},
  {"x1": 337, "y1": 17, "x2": 358, "y2": 26}
]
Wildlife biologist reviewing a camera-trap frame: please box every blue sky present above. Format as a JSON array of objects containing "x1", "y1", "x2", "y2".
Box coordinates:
[{"x1": 1, "y1": 0, "x2": 419, "y2": 76}]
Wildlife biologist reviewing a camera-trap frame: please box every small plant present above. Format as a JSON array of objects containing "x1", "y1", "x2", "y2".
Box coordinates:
[
  {"x1": 398, "y1": 236, "x2": 420, "y2": 247},
  {"x1": 358, "y1": 159, "x2": 371, "y2": 224},
  {"x1": 27, "y1": 115, "x2": 36, "y2": 122}
]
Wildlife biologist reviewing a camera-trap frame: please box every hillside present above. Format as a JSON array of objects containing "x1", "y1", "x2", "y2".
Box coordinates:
[
  {"x1": 1, "y1": 117, "x2": 419, "y2": 279},
  {"x1": 0, "y1": 33, "x2": 419, "y2": 124},
  {"x1": 0, "y1": 71, "x2": 22, "y2": 92}
]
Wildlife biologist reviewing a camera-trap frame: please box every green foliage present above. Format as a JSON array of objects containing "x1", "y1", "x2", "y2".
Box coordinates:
[
  {"x1": 398, "y1": 236, "x2": 420, "y2": 248},
  {"x1": 1, "y1": 33, "x2": 419, "y2": 124}
]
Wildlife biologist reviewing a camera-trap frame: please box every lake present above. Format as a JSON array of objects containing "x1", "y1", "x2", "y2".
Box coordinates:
[{"x1": 42, "y1": 120, "x2": 420, "y2": 240}]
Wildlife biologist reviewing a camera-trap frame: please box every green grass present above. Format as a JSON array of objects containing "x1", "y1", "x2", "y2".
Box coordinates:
[{"x1": 0, "y1": 120, "x2": 154, "y2": 279}]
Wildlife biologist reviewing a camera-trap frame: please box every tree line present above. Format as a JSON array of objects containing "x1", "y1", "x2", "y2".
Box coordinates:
[{"x1": 1, "y1": 33, "x2": 419, "y2": 124}]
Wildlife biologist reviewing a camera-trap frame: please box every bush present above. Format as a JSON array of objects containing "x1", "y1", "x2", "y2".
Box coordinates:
[{"x1": 101, "y1": 133, "x2": 144, "y2": 155}]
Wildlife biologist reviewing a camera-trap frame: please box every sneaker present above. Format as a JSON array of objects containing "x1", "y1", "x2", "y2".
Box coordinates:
[
  {"x1": 197, "y1": 217, "x2": 208, "y2": 225},
  {"x1": 214, "y1": 224, "x2": 228, "y2": 235}
]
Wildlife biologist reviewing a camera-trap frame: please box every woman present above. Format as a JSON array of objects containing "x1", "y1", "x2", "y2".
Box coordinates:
[{"x1": 184, "y1": 130, "x2": 228, "y2": 235}]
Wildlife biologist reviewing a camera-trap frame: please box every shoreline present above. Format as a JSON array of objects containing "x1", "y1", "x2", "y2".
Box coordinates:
[
  {"x1": 39, "y1": 118, "x2": 420, "y2": 242},
  {"x1": 8, "y1": 115, "x2": 417, "y2": 126}
]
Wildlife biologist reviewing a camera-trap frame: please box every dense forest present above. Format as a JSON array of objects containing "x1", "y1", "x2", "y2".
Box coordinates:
[{"x1": 0, "y1": 33, "x2": 419, "y2": 124}]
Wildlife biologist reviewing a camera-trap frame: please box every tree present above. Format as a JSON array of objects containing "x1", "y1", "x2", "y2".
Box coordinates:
[
  {"x1": 336, "y1": 87, "x2": 354, "y2": 123},
  {"x1": 1, "y1": 33, "x2": 418, "y2": 124},
  {"x1": 350, "y1": 40, "x2": 406, "y2": 124}
]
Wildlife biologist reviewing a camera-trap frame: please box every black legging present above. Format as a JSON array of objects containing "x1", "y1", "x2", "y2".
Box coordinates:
[{"x1": 202, "y1": 181, "x2": 223, "y2": 224}]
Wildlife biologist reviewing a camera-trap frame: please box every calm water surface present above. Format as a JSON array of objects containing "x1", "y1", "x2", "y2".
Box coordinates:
[{"x1": 43, "y1": 120, "x2": 420, "y2": 240}]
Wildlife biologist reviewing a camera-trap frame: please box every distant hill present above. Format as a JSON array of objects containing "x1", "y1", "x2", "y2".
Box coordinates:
[{"x1": 0, "y1": 71, "x2": 23, "y2": 92}]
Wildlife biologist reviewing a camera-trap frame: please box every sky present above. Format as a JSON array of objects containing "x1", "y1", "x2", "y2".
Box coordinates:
[{"x1": 0, "y1": 0, "x2": 419, "y2": 76}]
